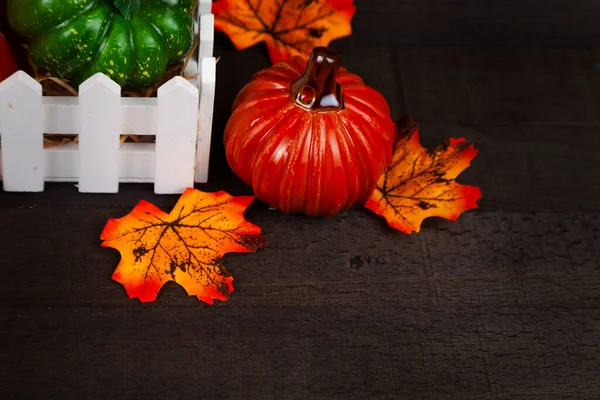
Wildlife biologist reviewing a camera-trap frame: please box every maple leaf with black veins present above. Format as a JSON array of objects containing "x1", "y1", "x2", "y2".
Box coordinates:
[
  {"x1": 100, "y1": 188, "x2": 267, "y2": 304},
  {"x1": 213, "y1": 0, "x2": 356, "y2": 63},
  {"x1": 365, "y1": 117, "x2": 482, "y2": 234}
]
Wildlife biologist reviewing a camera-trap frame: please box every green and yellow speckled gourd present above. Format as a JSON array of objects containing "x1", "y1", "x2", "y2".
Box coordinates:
[{"x1": 7, "y1": 0, "x2": 195, "y2": 88}]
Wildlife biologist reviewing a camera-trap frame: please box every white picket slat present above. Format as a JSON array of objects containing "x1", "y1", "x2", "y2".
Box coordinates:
[
  {"x1": 185, "y1": 12, "x2": 214, "y2": 90},
  {"x1": 195, "y1": 57, "x2": 217, "y2": 183},
  {"x1": 155, "y1": 77, "x2": 199, "y2": 194},
  {"x1": 0, "y1": 71, "x2": 44, "y2": 192},
  {"x1": 43, "y1": 97, "x2": 158, "y2": 136},
  {"x1": 118, "y1": 143, "x2": 156, "y2": 182},
  {"x1": 198, "y1": 0, "x2": 212, "y2": 14},
  {"x1": 121, "y1": 98, "x2": 157, "y2": 135},
  {"x1": 78, "y1": 73, "x2": 121, "y2": 193},
  {"x1": 43, "y1": 97, "x2": 78, "y2": 134},
  {"x1": 199, "y1": 14, "x2": 215, "y2": 60},
  {"x1": 42, "y1": 142, "x2": 156, "y2": 182}
]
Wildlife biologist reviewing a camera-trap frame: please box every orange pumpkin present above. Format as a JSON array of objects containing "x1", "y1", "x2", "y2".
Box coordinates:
[{"x1": 223, "y1": 47, "x2": 395, "y2": 217}]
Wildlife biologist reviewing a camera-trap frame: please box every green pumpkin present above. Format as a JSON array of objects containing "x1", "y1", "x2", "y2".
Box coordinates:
[{"x1": 7, "y1": 0, "x2": 195, "y2": 88}]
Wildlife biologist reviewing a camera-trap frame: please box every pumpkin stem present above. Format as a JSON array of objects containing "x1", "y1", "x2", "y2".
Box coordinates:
[{"x1": 291, "y1": 47, "x2": 343, "y2": 112}]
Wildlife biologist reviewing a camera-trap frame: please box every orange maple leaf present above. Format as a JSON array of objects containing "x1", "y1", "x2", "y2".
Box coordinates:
[
  {"x1": 212, "y1": 0, "x2": 356, "y2": 63},
  {"x1": 365, "y1": 117, "x2": 482, "y2": 234},
  {"x1": 100, "y1": 188, "x2": 267, "y2": 304}
]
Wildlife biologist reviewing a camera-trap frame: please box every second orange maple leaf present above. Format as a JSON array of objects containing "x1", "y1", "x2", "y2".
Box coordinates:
[
  {"x1": 213, "y1": 0, "x2": 356, "y2": 63},
  {"x1": 100, "y1": 188, "x2": 267, "y2": 304},
  {"x1": 365, "y1": 118, "x2": 482, "y2": 234}
]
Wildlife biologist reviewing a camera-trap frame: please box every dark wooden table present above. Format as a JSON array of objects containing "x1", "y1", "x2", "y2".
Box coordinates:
[{"x1": 1, "y1": 1, "x2": 600, "y2": 399}]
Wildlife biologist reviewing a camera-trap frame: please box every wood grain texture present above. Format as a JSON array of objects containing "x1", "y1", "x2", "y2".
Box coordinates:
[
  {"x1": 2, "y1": 0, "x2": 600, "y2": 398},
  {"x1": 346, "y1": 0, "x2": 600, "y2": 48}
]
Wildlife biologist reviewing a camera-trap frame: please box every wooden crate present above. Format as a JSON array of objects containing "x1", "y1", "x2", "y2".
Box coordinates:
[{"x1": 0, "y1": 0, "x2": 216, "y2": 194}]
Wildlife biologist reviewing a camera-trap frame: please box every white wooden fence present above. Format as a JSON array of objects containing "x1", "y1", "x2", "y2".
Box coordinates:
[{"x1": 0, "y1": 0, "x2": 216, "y2": 194}]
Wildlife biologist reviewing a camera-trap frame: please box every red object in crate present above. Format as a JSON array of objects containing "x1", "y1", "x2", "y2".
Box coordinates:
[{"x1": 0, "y1": 31, "x2": 19, "y2": 82}]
